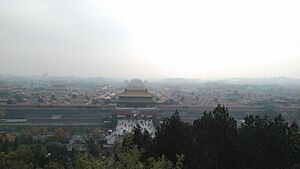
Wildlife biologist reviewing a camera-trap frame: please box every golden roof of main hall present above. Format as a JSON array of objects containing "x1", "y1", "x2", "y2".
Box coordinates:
[{"x1": 118, "y1": 89, "x2": 154, "y2": 97}]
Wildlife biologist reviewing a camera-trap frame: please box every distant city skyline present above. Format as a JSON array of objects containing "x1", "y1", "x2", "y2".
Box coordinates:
[{"x1": 1, "y1": 0, "x2": 300, "y2": 79}]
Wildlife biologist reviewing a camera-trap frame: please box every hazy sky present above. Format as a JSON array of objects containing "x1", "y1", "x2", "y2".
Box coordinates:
[{"x1": 1, "y1": 0, "x2": 300, "y2": 79}]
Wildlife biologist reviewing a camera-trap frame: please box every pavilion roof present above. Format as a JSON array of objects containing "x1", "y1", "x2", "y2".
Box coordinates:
[{"x1": 118, "y1": 89, "x2": 154, "y2": 98}]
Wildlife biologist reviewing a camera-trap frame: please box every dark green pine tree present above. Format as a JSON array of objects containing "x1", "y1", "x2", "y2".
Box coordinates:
[
  {"x1": 237, "y1": 114, "x2": 299, "y2": 169},
  {"x1": 155, "y1": 110, "x2": 192, "y2": 164},
  {"x1": 189, "y1": 105, "x2": 238, "y2": 169},
  {"x1": 132, "y1": 124, "x2": 144, "y2": 149},
  {"x1": 288, "y1": 122, "x2": 300, "y2": 168},
  {"x1": 132, "y1": 124, "x2": 154, "y2": 161}
]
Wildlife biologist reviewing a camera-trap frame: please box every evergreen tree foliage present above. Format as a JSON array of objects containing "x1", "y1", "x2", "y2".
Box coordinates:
[
  {"x1": 155, "y1": 110, "x2": 192, "y2": 164},
  {"x1": 190, "y1": 105, "x2": 237, "y2": 169},
  {"x1": 237, "y1": 114, "x2": 300, "y2": 169}
]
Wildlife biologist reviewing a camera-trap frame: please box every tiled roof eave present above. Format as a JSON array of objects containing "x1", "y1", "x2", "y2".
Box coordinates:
[
  {"x1": 117, "y1": 100, "x2": 155, "y2": 103},
  {"x1": 118, "y1": 95, "x2": 153, "y2": 97}
]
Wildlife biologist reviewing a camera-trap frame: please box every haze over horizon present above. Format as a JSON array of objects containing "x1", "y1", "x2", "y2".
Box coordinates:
[{"x1": 1, "y1": 0, "x2": 300, "y2": 79}]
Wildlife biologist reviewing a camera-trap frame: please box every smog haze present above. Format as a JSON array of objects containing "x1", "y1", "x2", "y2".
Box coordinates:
[{"x1": 1, "y1": 0, "x2": 300, "y2": 79}]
